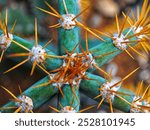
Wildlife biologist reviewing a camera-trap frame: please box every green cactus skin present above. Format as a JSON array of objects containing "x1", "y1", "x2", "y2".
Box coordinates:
[
  {"x1": 58, "y1": 0, "x2": 79, "y2": 55},
  {"x1": 80, "y1": 73, "x2": 106, "y2": 98},
  {"x1": 58, "y1": 84, "x2": 80, "y2": 112},
  {"x1": 113, "y1": 88, "x2": 134, "y2": 112}
]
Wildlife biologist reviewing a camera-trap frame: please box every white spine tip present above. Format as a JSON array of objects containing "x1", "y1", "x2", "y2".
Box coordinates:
[
  {"x1": 101, "y1": 79, "x2": 121, "y2": 102},
  {"x1": 60, "y1": 106, "x2": 76, "y2": 113},
  {"x1": 130, "y1": 96, "x2": 150, "y2": 113},
  {"x1": 130, "y1": 96, "x2": 142, "y2": 113},
  {"x1": 29, "y1": 45, "x2": 46, "y2": 63},
  {"x1": 142, "y1": 100, "x2": 150, "y2": 113},
  {"x1": 60, "y1": 14, "x2": 76, "y2": 30},
  {"x1": 16, "y1": 95, "x2": 33, "y2": 112},
  {"x1": 132, "y1": 26, "x2": 145, "y2": 39},
  {"x1": 0, "y1": 33, "x2": 13, "y2": 50},
  {"x1": 113, "y1": 33, "x2": 128, "y2": 50}
]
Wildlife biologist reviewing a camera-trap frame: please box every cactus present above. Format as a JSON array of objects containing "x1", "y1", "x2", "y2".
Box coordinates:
[{"x1": 0, "y1": 0, "x2": 150, "y2": 113}]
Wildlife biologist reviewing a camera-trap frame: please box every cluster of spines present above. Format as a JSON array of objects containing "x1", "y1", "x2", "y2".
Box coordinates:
[{"x1": 0, "y1": 0, "x2": 150, "y2": 113}]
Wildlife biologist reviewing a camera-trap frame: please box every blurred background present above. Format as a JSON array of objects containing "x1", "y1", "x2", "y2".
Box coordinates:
[{"x1": 0, "y1": 0, "x2": 149, "y2": 112}]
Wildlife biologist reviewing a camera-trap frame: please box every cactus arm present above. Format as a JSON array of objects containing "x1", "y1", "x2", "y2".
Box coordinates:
[
  {"x1": 85, "y1": 28, "x2": 136, "y2": 67},
  {"x1": 0, "y1": 30, "x2": 63, "y2": 70},
  {"x1": 58, "y1": 0, "x2": 79, "y2": 54},
  {"x1": 0, "y1": 75, "x2": 58, "y2": 113},
  {"x1": 58, "y1": 85, "x2": 80, "y2": 112},
  {"x1": 56, "y1": 0, "x2": 80, "y2": 112},
  {"x1": 80, "y1": 72, "x2": 134, "y2": 112}
]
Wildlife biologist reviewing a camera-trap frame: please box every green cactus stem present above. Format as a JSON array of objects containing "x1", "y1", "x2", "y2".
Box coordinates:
[
  {"x1": 0, "y1": 75, "x2": 58, "y2": 113},
  {"x1": 58, "y1": 84, "x2": 80, "y2": 112},
  {"x1": 58, "y1": 0, "x2": 79, "y2": 55},
  {"x1": 80, "y1": 72, "x2": 134, "y2": 112},
  {"x1": 57, "y1": 0, "x2": 80, "y2": 112}
]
